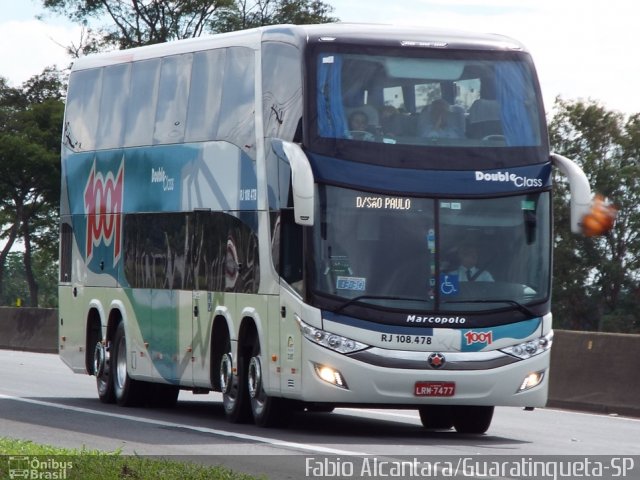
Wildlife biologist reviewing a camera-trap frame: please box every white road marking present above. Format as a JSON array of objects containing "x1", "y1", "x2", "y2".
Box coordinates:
[{"x1": 0, "y1": 393, "x2": 371, "y2": 456}]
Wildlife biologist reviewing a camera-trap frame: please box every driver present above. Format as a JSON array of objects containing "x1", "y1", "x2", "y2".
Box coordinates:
[{"x1": 451, "y1": 243, "x2": 494, "y2": 282}]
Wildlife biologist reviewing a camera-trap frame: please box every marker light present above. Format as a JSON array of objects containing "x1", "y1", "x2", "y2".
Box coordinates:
[
  {"x1": 313, "y1": 363, "x2": 348, "y2": 389},
  {"x1": 296, "y1": 315, "x2": 368, "y2": 354},
  {"x1": 500, "y1": 332, "x2": 553, "y2": 360},
  {"x1": 581, "y1": 194, "x2": 617, "y2": 237},
  {"x1": 518, "y1": 370, "x2": 545, "y2": 392}
]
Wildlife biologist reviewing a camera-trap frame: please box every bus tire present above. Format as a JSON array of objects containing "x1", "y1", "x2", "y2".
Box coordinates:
[
  {"x1": 248, "y1": 340, "x2": 287, "y2": 428},
  {"x1": 418, "y1": 405, "x2": 454, "y2": 430},
  {"x1": 452, "y1": 406, "x2": 494, "y2": 434},
  {"x1": 95, "y1": 341, "x2": 115, "y2": 404},
  {"x1": 112, "y1": 322, "x2": 145, "y2": 407},
  {"x1": 220, "y1": 335, "x2": 251, "y2": 423}
]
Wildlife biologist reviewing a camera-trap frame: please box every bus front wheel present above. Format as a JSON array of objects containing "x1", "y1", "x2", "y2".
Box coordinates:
[
  {"x1": 452, "y1": 406, "x2": 494, "y2": 434},
  {"x1": 418, "y1": 405, "x2": 454, "y2": 430}
]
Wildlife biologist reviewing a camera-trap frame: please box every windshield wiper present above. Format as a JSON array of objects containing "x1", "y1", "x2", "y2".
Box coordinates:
[
  {"x1": 442, "y1": 299, "x2": 538, "y2": 317},
  {"x1": 334, "y1": 295, "x2": 428, "y2": 314}
]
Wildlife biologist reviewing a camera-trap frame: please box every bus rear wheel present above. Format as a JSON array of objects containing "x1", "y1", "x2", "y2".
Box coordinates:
[
  {"x1": 452, "y1": 406, "x2": 494, "y2": 434},
  {"x1": 220, "y1": 337, "x2": 251, "y2": 423},
  {"x1": 112, "y1": 322, "x2": 145, "y2": 406},
  {"x1": 248, "y1": 341, "x2": 287, "y2": 427},
  {"x1": 95, "y1": 341, "x2": 115, "y2": 404}
]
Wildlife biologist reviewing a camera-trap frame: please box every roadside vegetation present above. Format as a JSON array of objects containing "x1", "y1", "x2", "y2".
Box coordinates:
[{"x1": 0, "y1": 437, "x2": 262, "y2": 480}]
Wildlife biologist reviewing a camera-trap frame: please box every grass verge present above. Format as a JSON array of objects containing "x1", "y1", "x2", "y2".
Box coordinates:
[{"x1": 0, "y1": 437, "x2": 262, "y2": 480}]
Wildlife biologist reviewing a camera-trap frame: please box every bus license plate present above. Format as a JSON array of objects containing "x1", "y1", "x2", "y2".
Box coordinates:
[{"x1": 414, "y1": 381, "x2": 455, "y2": 397}]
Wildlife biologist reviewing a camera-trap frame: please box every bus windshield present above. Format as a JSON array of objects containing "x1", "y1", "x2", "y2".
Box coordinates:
[
  {"x1": 310, "y1": 47, "x2": 545, "y2": 163},
  {"x1": 309, "y1": 185, "x2": 550, "y2": 314}
]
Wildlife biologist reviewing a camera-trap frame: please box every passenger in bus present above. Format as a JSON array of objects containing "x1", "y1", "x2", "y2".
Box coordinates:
[
  {"x1": 419, "y1": 99, "x2": 464, "y2": 139},
  {"x1": 450, "y1": 243, "x2": 494, "y2": 282},
  {"x1": 379, "y1": 105, "x2": 402, "y2": 137},
  {"x1": 467, "y1": 79, "x2": 502, "y2": 138},
  {"x1": 348, "y1": 110, "x2": 376, "y2": 141}
]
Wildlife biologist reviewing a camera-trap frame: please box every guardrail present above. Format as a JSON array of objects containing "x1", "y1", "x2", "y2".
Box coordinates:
[
  {"x1": 0, "y1": 307, "x2": 57, "y2": 353},
  {"x1": 547, "y1": 329, "x2": 640, "y2": 417},
  {"x1": 0, "y1": 308, "x2": 638, "y2": 417}
]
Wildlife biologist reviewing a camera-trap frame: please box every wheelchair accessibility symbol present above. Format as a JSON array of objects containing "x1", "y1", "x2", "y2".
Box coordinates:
[{"x1": 439, "y1": 274, "x2": 459, "y2": 296}]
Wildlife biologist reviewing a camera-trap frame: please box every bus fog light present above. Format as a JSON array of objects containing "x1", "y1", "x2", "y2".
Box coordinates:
[
  {"x1": 314, "y1": 363, "x2": 348, "y2": 389},
  {"x1": 518, "y1": 370, "x2": 544, "y2": 392}
]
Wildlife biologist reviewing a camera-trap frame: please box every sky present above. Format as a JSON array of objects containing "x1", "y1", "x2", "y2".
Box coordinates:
[{"x1": 1, "y1": 0, "x2": 639, "y2": 115}]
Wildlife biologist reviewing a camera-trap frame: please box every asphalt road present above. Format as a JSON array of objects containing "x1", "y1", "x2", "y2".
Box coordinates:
[{"x1": 1, "y1": 350, "x2": 639, "y2": 479}]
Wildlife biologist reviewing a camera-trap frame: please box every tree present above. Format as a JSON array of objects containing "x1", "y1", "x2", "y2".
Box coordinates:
[
  {"x1": 550, "y1": 98, "x2": 640, "y2": 333},
  {"x1": 41, "y1": 0, "x2": 236, "y2": 53},
  {"x1": 213, "y1": 0, "x2": 337, "y2": 33},
  {"x1": 39, "y1": 0, "x2": 337, "y2": 53},
  {"x1": 0, "y1": 69, "x2": 64, "y2": 307}
]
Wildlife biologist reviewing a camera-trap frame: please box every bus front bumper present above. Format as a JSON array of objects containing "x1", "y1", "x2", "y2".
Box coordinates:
[{"x1": 296, "y1": 340, "x2": 550, "y2": 407}]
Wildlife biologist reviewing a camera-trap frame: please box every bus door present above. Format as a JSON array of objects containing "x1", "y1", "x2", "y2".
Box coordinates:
[
  {"x1": 191, "y1": 290, "x2": 215, "y2": 388},
  {"x1": 278, "y1": 285, "x2": 303, "y2": 396}
]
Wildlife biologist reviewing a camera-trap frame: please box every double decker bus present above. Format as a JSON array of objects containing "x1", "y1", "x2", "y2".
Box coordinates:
[{"x1": 59, "y1": 24, "x2": 599, "y2": 434}]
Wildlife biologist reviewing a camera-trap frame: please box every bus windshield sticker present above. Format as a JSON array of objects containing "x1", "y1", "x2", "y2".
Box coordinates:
[
  {"x1": 440, "y1": 202, "x2": 461, "y2": 210},
  {"x1": 439, "y1": 273, "x2": 459, "y2": 296},
  {"x1": 427, "y1": 228, "x2": 435, "y2": 253},
  {"x1": 336, "y1": 276, "x2": 366, "y2": 291},
  {"x1": 328, "y1": 255, "x2": 352, "y2": 275}
]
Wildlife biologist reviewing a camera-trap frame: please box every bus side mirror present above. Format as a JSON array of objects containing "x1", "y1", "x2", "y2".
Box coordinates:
[
  {"x1": 551, "y1": 153, "x2": 616, "y2": 236},
  {"x1": 551, "y1": 153, "x2": 591, "y2": 234},
  {"x1": 280, "y1": 141, "x2": 315, "y2": 226}
]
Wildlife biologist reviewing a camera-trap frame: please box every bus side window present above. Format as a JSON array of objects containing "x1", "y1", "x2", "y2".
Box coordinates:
[
  {"x1": 64, "y1": 68, "x2": 102, "y2": 151},
  {"x1": 185, "y1": 49, "x2": 226, "y2": 143},
  {"x1": 124, "y1": 59, "x2": 161, "y2": 147},
  {"x1": 59, "y1": 223, "x2": 73, "y2": 283},
  {"x1": 279, "y1": 209, "x2": 303, "y2": 292},
  {"x1": 153, "y1": 54, "x2": 192, "y2": 145},
  {"x1": 218, "y1": 47, "x2": 256, "y2": 159},
  {"x1": 96, "y1": 63, "x2": 131, "y2": 150},
  {"x1": 262, "y1": 42, "x2": 303, "y2": 141}
]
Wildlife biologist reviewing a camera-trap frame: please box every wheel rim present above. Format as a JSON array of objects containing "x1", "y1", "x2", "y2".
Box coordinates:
[
  {"x1": 248, "y1": 356, "x2": 262, "y2": 399},
  {"x1": 248, "y1": 355, "x2": 268, "y2": 418},
  {"x1": 221, "y1": 351, "x2": 241, "y2": 415},
  {"x1": 115, "y1": 335, "x2": 127, "y2": 391},
  {"x1": 219, "y1": 353, "x2": 233, "y2": 394},
  {"x1": 93, "y1": 342, "x2": 106, "y2": 377}
]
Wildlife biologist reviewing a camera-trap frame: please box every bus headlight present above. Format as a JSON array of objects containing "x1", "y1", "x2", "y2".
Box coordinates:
[
  {"x1": 518, "y1": 370, "x2": 545, "y2": 392},
  {"x1": 500, "y1": 331, "x2": 553, "y2": 359},
  {"x1": 313, "y1": 363, "x2": 348, "y2": 389},
  {"x1": 296, "y1": 315, "x2": 369, "y2": 354}
]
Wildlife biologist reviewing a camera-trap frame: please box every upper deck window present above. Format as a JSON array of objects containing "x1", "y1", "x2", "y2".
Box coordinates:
[
  {"x1": 65, "y1": 47, "x2": 255, "y2": 155},
  {"x1": 308, "y1": 46, "x2": 547, "y2": 169}
]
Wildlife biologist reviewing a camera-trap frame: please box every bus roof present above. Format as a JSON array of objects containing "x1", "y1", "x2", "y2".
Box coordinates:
[{"x1": 69, "y1": 23, "x2": 529, "y2": 72}]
